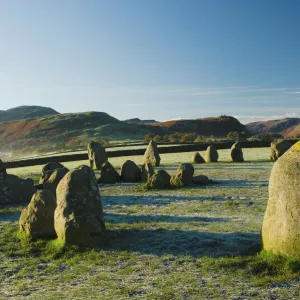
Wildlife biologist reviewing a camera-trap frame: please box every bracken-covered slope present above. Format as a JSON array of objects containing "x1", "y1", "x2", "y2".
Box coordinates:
[
  {"x1": 151, "y1": 116, "x2": 248, "y2": 136},
  {"x1": 0, "y1": 106, "x2": 59, "y2": 122},
  {"x1": 0, "y1": 110, "x2": 248, "y2": 154},
  {"x1": 246, "y1": 118, "x2": 300, "y2": 138},
  {"x1": 0, "y1": 111, "x2": 161, "y2": 153}
]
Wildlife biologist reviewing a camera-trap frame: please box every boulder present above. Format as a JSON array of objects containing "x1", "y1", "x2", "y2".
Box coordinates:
[
  {"x1": 170, "y1": 163, "x2": 194, "y2": 186},
  {"x1": 192, "y1": 175, "x2": 212, "y2": 185},
  {"x1": 120, "y1": 160, "x2": 142, "y2": 182},
  {"x1": 54, "y1": 165, "x2": 106, "y2": 247},
  {"x1": 141, "y1": 163, "x2": 155, "y2": 182},
  {"x1": 270, "y1": 139, "x2": 292, "y2": 161},
  {"x1": 191, "y1": 152, "x2": 205, "y2": 164},
  {"x1": 0, "y1": 159, "x2": 7, "y2": 174},
  {"x1": 143, "y1": 140, "x2": 161, "y2": 167},
  {"x1": 230, "y1": 142, "x2": 244, "y2": 162},
  {"x1": 204, "y1": 145, "x2": 219, "y2": 162},
  {"x1": 43, "y1": 167, "x2": 69, "y2": 196},
  {"x1": 39, "y1": 162, "x2": 65, "y2": 184},
  {"x1": 0, "y1": 174, "x2": 36, "y2": 205},
  {"x1": 87, "y1": 141, "x2": 107, "y2": 169},
  {"x1": 19, "y1": 190, "x2": 57, "y2": 239},
  {"x1": 146, "y1": 170, "x2": 171, "y2": 189},
  {"x1": 97, "y1": 161, "x2": 120, "y2": 184},
  {"x1": 262, "y1": 141, "x2": 300, "y2": 258}
]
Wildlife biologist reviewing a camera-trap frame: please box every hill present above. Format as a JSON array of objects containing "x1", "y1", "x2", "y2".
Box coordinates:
[
  {"x1": 151, "y1": 115, "x2": 248, "y2": 136},
  {"x1": 246, "y1": 118, "x2": 300, "y2": 138},
  {"x1": 0, "y1": 106, "x2": 59, "y2": 122},
  {"x1": 0, "y1": 110, "x2": 248, "y2": 157}
]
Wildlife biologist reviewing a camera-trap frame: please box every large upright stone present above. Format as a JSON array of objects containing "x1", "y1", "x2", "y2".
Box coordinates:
[
  {"x1": 262, "y1": 141, "x2": 300, "y2": 258},
  {"x1": 141, "y1": 163, "x2": 155, "y2": 182},
  {"x1": 170, "y1": 163, "x2": 194, "y2": 186},
  {"x1": 120, "y1": 160, "x2": 142, "y2": 182},
  {"x1": 143, "y1": 140, "x2": 161, "y2": 167},
  {"x1": 0, "y1": 159, "x2": 7, "y2": 174},
  {"x1": 191, "y1": 152, "x2": 205, "y2": 164},
  {"x1": 204, "y1": 145, "x2": 219, "y2": 162},
  {"x1": 0, "y1": 174, "x2": 36, "y2": 205},
  {"x1": 270, "y1": 139, "x2": 292, "y2": 161},
  {"x1": 39, "y1": 162, "x2": 65, "y2": 184},
  {"x1": 19, "y1": 190, "x2": 57, "y2": 239},
  {"x1": 98, "y1": 161, "x2": 120, "y2": 184},
  {"x1": 87, "y1": 141, "x2": 107, "y2": 169},
  {"x1": 43, "y1": 167, "x2": 69, "y2": 196},
  {"x1": 54, "y1": 166, "x2": 106, "y2": 246},
  {"x1": 230, "y1": 142, "x2": 244, "y2": 162}
]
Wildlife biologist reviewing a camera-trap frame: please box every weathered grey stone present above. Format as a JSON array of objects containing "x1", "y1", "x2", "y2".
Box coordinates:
[
  {"x1": 141, "y1": 163, "x2": 155, "y2": 182},
  {"x1": 192, "y1": 175, "x2": 212, "y2": 185},
  {"x1": 54, "y1": 165, "x2": 106, "y2": 247},
  {"x1": 262, "y1": 141, "x2": 300, "y2": 258},
  {"x1": 146, "y1": 170, "x2": 171, "y2": 189},
  {"x1": 98, "y1": 161, "x2": 120, "y2": 184},
  {"x1": 0, "y1": 174, "x2": 36, "y2": 205},
  {"x1": 270, "y1": 139, "x2": 292, "y2": 161},
  {"x1": 230, "y1": 142, "x2": 244, "y2": 162},
  {"x1": 19, "y1": 190, "x2": 56, "y2": 239},
  {"x1": 87, "y1": 141, "x2": 107, "y2": 169},
  {"x1": 0, "y1": 158, "x2": 6, "y2": 174},
  {"x1": 191, "y1": 152, "x2": 205, "y2": 164},
  {"x1": 120, "y1": 160, "x2": 142, "y2": 182},
  {"x1": 170, "y1": 163, "x2": 194, "y2": 186},
  {"x1": 43, "y1": 167, "x2": 69, "y2": 196},
  {"x1": 143, "y1": 140, "x2": 161, "y2": 167},
  {"x1": 204, "y1": 145, "x2": 219, "y2": 162},
  {"x1": 39, "y1": 162, "x2": 65, "y2": 184}
]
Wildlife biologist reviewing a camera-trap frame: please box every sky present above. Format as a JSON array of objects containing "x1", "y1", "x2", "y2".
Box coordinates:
[{"x1": 1, "y1": 0, "x2": 300, "y2": 124}]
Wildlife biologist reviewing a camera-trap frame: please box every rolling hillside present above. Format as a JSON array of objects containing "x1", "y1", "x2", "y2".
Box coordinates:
[
  {"x1": 246, "y1": 118, "x2": 300, "y2": 138},
  {"x1": 0, "y1": 108, "x2": 249, "y2": 156},
  {"x1": 0, "y1": 105, "x2": 59, "y2": 122}
]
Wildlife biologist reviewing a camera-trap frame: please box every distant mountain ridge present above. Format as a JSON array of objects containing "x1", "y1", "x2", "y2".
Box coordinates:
[
  {"x1": 0, "y1": 105, "x2": 59, "y2": 123},
  {"x1": 125, "y1": 118, "x2": 158, "y2": 124},
  {"x1": 246, "y1": 118, "x2": 300, "y2": 138}
]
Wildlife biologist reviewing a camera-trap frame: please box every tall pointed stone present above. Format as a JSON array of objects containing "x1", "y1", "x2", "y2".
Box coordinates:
[
  {"x1": 87, "y1": 141, "x2": 107, "y2": 169},
  {"x1": 204, "y1": 145, "x2": 219, "y2": 163},
  {"x1": 143, "y1": 140, "x2": 161, "y2": 167}
]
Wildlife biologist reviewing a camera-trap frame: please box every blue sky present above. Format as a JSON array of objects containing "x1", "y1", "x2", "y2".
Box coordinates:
[{"x1": 1, "y1": 0, "x2": 300, "y2": 123}]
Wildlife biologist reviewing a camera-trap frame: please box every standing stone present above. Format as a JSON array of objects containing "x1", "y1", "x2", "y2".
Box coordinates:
[
  {"x1": 141, "y1": 163, "x2": 155, "y2": 182},
  {"x1": 120, "y1": 160, "x2": 142, "y2": 182},
  {"x1": 170, "y1": 163, "x2": 194, "y2": 186},
  {"x1": 0, "y1": 174, "x2": 36, "y2": 205},
  {"x1": 0, "y1": 159, "x2": 7, "y2": 174},
  {"x1": 147, "y1": 170, "x2": 171, "y2": 189},
  {"x1": 230, "y1": 142, "x2": 244, "y2": 162},
  {"x1": 39, "y1": 162, "x2": 65, "y2": 184},
  {"x1": 98, "y1": 161, "x2": 120, "y2": 184},
  {"x1": 204, "y1": 145, "x2": 219, "y2": 162},
  {"x1": 87, "y1": 141, "x2": 107, "y2": 169},
  {"x1": 54, "y1": 166, "x2": 106, "y2": 246},
  {"x1": 262, "y1": 141, "x2": 300, "y2": 258},
  {"x1": 143, "y1": 140, "x2": 161, "y2": 167},
  {"x1": 19, "y1": 190, "x2": 57, "y2": 239},
  {"x1": 270, "y1": 139, "x2": 292, "y2": 161},
  {"x1": 43, "y1": 167, "x2": 69, "y2": 196},
  {"x1": 191, "y1": 152, "x2": 205, "y2": 164}
]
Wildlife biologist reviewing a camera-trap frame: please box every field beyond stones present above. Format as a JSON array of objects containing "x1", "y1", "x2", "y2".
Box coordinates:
[{"x1": 1, "y1": 147, "x2": 300, "y2": 299}]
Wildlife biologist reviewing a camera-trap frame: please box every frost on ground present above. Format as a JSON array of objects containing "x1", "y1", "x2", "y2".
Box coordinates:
[{"x1": 1, "y1": 149, "x2": 300, "y2": 299}]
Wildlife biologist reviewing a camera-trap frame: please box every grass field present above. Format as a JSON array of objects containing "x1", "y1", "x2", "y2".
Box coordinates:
[{"x1": 1, "y1": 147, "x2": 300, "y2": 299}]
